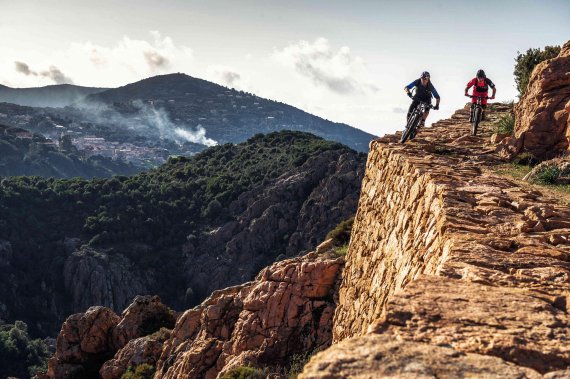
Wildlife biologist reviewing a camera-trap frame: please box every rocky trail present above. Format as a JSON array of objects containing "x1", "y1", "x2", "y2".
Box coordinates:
[{"x1": 308, "y1": 103, "x2": 570, "y2": 377}]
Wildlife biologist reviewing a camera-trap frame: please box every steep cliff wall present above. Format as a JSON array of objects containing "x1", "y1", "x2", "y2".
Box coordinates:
[{"x1": 315, "y1": 104, "x2": 570, "y2": 376}]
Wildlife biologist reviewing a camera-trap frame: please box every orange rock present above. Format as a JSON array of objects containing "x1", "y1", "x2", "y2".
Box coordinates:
[
  {"x1": 153, "y1": 253, "x2": 343, "y2": 379},
  {"x1": 514, "y1": 40, "x2": 570, "y2": 159}
]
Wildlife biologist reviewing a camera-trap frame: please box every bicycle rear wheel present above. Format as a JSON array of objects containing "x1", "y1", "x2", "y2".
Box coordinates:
[{"x1": 472, "y1": 108, "x2": 481, "y2": 136}]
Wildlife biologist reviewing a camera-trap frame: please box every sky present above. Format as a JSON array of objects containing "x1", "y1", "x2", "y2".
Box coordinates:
[{"x1": 1, "y1": 0, "x2": 569, "y2": 136}]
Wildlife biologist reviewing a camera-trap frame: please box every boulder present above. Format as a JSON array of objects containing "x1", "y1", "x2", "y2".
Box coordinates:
[
  {"x1": 514, "y1": 40, "x2": 570, "y2": 159},
  {"x1": 111, "y1": 295, "x2": 176, "y2": 350},
  {"x1": 47, "y1": 306, "x2": 120, "y2": 379}
]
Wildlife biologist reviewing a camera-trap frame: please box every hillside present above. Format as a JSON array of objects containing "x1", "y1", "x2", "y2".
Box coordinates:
[
  {"x1": 0, "y1": 124, "x2": 138, "y2": 178},
  {"x1": 0, "y1": 131, "x2": 366, "y2": 346},
  {"x1": 0, "y1": 84, "x2": 106, "y2": 108},
  {"x1": 86, "y1": 73, "x2": 375, "y2": 152}
]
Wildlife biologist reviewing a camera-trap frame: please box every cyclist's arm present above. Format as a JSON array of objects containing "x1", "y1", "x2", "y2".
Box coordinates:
[
  {"x1": 487, "y1": 78, "x2": 497, "y2": 99},
  {"x1": 404, "y1": 80, "x2": 417, "y2": 96},
  {"x1": 430, "y1": 83, "x2": 441, "y2": 107},
  {"x1": 464, "y1": 78, "x2": 475, "y2": 95}
]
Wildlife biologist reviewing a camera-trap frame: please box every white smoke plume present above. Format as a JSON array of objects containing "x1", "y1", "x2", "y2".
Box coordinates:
[{"x1": 75, "y1": 99, "x2": 218, "y2": 147}]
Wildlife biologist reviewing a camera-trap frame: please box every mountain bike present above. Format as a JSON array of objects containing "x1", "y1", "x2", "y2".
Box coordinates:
[
  {"x1": 465, "y1": 95, "x2": 490, "y2": 136},
  {"x1": 400, "y1": 100, "x2": 433, "y2": 143}
]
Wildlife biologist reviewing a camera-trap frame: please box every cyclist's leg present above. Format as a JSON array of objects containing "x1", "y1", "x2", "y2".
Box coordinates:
[
  {"x1": 420, "y1": 109, "x2": 430, "y2": 128},
  {"x1": 469, "y1": 96, "x2": 477, "y2": 122},
  {"x1": 481, "y1": 96, "x2": 488, "y2": 120}
]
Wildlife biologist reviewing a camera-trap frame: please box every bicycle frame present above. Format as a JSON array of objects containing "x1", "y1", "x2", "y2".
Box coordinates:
[
  {"x1": 401, "y1": 100, "x2": 432, "y2": 143},
  {"x1": 466, "y1": 95, "x2": 489, "y2": 136}
]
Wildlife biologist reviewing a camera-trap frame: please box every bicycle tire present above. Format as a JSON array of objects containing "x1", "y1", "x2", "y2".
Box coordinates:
[
  {"x1": 472, "y1": 107, "x2": 481, "y2": 136},
  {"x1": 401, "y1": 112, "x2": 419, "y2": 143}
]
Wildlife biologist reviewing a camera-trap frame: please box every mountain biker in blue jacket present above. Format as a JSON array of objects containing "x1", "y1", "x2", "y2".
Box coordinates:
[{"x1": 404, "y1": 71, "x2": 441, "y2": 131}]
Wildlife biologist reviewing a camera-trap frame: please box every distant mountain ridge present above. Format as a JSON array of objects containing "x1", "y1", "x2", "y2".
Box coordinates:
[
  {"x1": 0, "y1": 83, "x2": 107, "y2": 108},
  {"x1": 0, "y1": 73, "x2": 374, "y2": 170},
  {"x1": 85, "y1": 73, "x2": 375, "y2": 151}
]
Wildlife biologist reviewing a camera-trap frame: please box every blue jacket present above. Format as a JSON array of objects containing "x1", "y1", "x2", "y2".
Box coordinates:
[{"x1": 405, "y1": 79, "x2": 440, "y2": 102}]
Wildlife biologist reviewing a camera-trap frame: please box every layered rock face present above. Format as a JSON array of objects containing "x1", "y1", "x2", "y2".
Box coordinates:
[
  {"x1": 63, "y1": 247, "x2": 151, "y2": 314},
  {"x1": 185, "y1": 150, "x2": 363, "y2": 302},
  {"x1": 318, "y1": 104, "x2": 570, "y2": 376},
  {"x1": 514, "y1": 39, "x2": 570, "y2": 159},
  {"x1": 154, "y1": 252, "x2": 342, "y2": 379}
]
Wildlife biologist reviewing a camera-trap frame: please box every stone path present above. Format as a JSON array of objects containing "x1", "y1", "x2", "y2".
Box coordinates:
[{"x1": 322, "y1": 104, "x2": 570, "y2": 377}]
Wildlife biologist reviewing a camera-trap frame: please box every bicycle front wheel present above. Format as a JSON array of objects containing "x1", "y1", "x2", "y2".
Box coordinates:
[
  {"x1": 472, "y1": 107, "x2": 481, "y2": 136},
  {"x1": 401, "y1": 112, "x2": 419, "y2": 143}
]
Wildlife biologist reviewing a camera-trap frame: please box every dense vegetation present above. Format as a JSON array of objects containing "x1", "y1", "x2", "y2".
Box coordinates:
[
  {"x1": 1, "y1": 131, "x2": 346, "y2": 251},
  {"x1": 0, "y1": 124, "x2": 139, "y2": 178},
  {"x1": 514, "y1": 45, "x2": 561, "y2": 96},
  {"x1": 0, "y1": 320, "x2": 51, "y2": 378},
  {"x1": 0, "y1": 131, "x2": 355, "y2": 335}
]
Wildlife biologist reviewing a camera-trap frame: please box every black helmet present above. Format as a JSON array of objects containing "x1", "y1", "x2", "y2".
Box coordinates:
[
  {"x1": 476, "y1": 69, "x2": 486, "y2": 78},
  {"x1": 421, "y1": 71, "x2": 430, "y2": 79}
]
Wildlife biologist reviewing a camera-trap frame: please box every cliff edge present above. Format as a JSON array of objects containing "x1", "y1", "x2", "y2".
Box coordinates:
[{"x1": 304, "y1": 103, "x2": 570, "y2": 377}]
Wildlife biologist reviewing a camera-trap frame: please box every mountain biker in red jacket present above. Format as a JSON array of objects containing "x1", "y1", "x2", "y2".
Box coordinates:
[
  {"x1": 404, "y1": 71, "x2": 440, "y2": 130},
  {"x1": 464, "y1": 69, "x2": 496, "y2": 121}
]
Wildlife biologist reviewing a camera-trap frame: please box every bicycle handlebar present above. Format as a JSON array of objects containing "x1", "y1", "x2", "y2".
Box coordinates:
[{"x1": 465, "y1": 94, "x2": 491, "y2": 99}]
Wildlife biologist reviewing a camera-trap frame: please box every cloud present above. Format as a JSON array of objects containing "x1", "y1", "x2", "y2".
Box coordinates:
[
  {"x1": 41, "y1": 66, "x2": 73, "y2": 84},
  {"x1": 15, "y1": 61, "x2": 33, "y2": 75},
  {"x1": 9, "y1": 31, "x2": 194, "y2": 88},
  {"x1": 206, "y1": 65, "x2": 242, "y2": 87},
  {"x1": 14, "y1": 61, "x2": 73, "y2": 84},
  {"x1": 144, "y1": 50, "x2": 170, "y2": 71},
  {"x1": 272, "y1": 38, "x2": 377, "y2": 95}
]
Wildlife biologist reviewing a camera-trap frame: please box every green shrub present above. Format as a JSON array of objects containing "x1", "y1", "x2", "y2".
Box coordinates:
[
  {"x1": 495, "y1": 113, "x2": 515, "y2": 135},
  {"x1": 325, "y1": 217, "x2": 354, "y2": 246},
  {"x1": 514, "y1": 45, "x2": 561, "y2": 96},
  {"x1": 219, "y1": 366, "x2": 265, "y2": 379},
  {"x1": 531, "y1": 164, "x2": 560, "y2": 184},
  {"x1": 0, "y1": 320, "x2": 50, "y2": 378},
  {"x1": 286, "y1": 352, "x2": 313, "y2": 379},
  {"x1": 121, "y1": 364, "x2": 155, "y2": 379},
  {"x1": 333, "y1": 244, "x2": 349, "y2": 257}
]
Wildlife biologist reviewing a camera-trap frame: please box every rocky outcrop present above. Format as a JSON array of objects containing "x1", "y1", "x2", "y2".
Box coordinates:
[
  {"x1": 514, "y1": 40, "x2": 570, "y2": 159},
  {"x1": 110, "y1": 295, "x2": 175, "y2": 350},
  {"x1": 312, "y1": 104, "x2": 570, "y2": 376},
  {"x1": 63, "y1": 247, "x2": 152, "y2": 314},
  {"x1": 47, "y1": 296, "x2": 175, "y2": 379},
  {"x1": 154, "y1": 252, "x2": 342, "y2": 379},
  {"x1": 47, "y1": 307, "x2": 120, "y2": 379}
]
